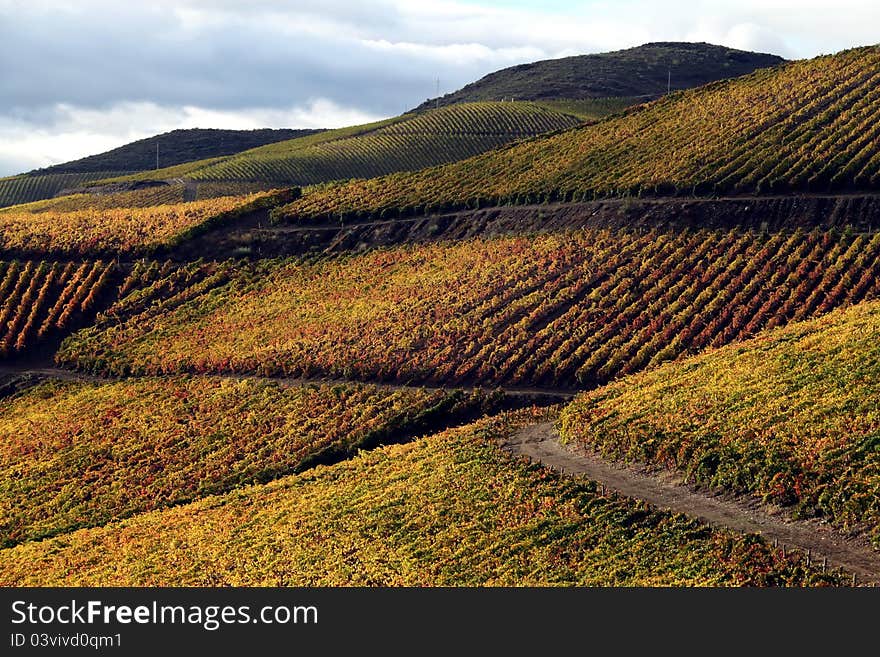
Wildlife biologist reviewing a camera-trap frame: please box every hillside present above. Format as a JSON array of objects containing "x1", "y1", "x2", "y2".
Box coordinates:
[
  {"x1": 58, "y1": 228, "x2": 880, "y2": 387},
  {"x1": 414, "y1": 42, "x2": 784, "y2": 111},
  {"x1": 0, "y1": 260, "x2": 120, "y2": 360},
  {"x1": 95, "y1": 102, "x2": 583, "y2": 186},
  {"x1": 0, "y1": 189, "x2": 293, "y2": 256},
  {"x1": 279, "y1": 46, "x2": 880, "y2": 223},
  {"x1": 3, "y1": 35, "x2": 879, "y2": 592},
  {"x1": 0, "y1": 376, "x2": 489, "y2": 546},
  {"x1": 0, "y1": 409, "x2": 834, "y2": 586},
  {"x1": 560, "y1": 299, "x2": 880, "y2": 547},
  {"x1": 35, "y1": 128, "x2": 322, "y2": 175},
  {"x1": 0, "y1": 172, "x2": 130, "y2": 209},
  {"x1": 0, "y1": 129, "x2": 318, "y2": 209}
]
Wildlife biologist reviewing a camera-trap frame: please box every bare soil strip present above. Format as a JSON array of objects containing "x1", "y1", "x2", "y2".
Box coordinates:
[
  {"x1": 0, "y1": 365, "x2": 574, "y2": 402},
  {"x1": 503, "y1": 422, "x2": 880, "y2": 584}
]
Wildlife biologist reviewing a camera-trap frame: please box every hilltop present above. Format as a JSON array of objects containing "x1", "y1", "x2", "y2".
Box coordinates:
[
  {"x1": 280, "y1": 46, "x2": 880, "y2": 222},
  {"x1": 33, "y1": 128, "x2": 322, "y2": 175},
  {"x1": 413, "y1": 42, "x2": 784, "y2": 111}
]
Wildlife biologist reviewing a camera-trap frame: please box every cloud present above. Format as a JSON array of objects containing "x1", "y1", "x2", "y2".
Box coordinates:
[
  {"x1": 0, "y1": 100, "x2": 381, "y2": 173},
  {"x1": 1, "y1": 0, "x2": 878, "y2": 175}
]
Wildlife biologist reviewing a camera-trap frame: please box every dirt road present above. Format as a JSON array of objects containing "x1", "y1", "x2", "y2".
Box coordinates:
[{"x1": 503, "y1": 422, "x2": 880, "y2": 584}]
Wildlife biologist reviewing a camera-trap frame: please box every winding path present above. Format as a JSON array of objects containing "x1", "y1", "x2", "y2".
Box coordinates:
[
  {"x1": 0, "y1": 365, "x2": 574, "y2": 402},
  {"x1": 6, "y1": 363, "x2": 878, "y2": 582},
  {"x1": 503, "y1": 422, "x2": 880, "y2": 584}
]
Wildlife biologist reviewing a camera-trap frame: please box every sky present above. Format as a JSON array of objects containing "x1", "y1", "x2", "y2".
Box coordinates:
[{"x1": 1, "y1": 0, "x2": 878, "y2": 176}]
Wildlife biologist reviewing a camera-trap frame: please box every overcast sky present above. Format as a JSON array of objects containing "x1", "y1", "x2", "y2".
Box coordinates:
[{"x1": 1, "y1": 0, "x2": 878, "y2": 176}]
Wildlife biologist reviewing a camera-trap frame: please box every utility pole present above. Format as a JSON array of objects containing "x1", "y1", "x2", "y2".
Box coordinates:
[
  {"x1": 667, "y1": 69, "x2": 671, "y2": 95},
  {"x1": 435, "y1": 78, "x2": 440, "y2": 109},
  {"x1": 156, "y1": 143, "x2": 159, "y2": 170}
]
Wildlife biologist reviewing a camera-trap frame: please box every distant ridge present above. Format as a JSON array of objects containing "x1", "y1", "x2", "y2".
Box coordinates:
[
  {"x1": 33, "y1": 128, "x2": 323, "y2": 175},
  {"x1": 414, "y1": 42, "x2": 785, "y2": 111},
  {"x1": 0, "y1": 127, "x2": 323, "y2": 208}
]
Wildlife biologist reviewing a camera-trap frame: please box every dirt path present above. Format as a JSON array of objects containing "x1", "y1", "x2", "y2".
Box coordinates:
[
  {"x1": 0, "y1": 365, "x2": 574, "y2": 402},
  {"x1": 503, "y1": 422, "x2": 880, "y2": 584},
  {"x1": 183, "y1": 181, "x2": 199, "y2": 202}
]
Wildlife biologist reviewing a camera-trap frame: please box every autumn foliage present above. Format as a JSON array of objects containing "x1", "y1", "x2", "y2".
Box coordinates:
[
  {"x1": 0, "y1": 376, "x2": 489, "y2": 546},
  {"x1": 0, "y1": 410, "x2": 840, "y2": 586},
  {"x1": 275, "y1": 47, "x2": 880, "y2": 223},
  {"x1": 58, "y1": 228, "x2": 880, "y2": 388},
  {"x1": 560, "y1": 300, "x2": 880, "y2": 546}
]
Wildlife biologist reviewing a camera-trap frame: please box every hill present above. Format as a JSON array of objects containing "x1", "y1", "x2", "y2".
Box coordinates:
[
  {"x1": 0, "y1": 103, "x2": 584, "y2": 207},
  {"x1": 278, "y1": 46, "x2": 880, "y2": 223},
  {"x1": 413, "y1": 42, "x2": 785, "y2": 111},
  {"x1": 0, "y1": 408, "x2": 833, "y2": 586},
  {"x1": 0, "y1": 190, "x2": 291, "y2": 257},
  {"x1": 0, "y1": 129, "x2": 319, "y2": 210},
  {"x1": 58, "y1": 227, "x2": 880, "y2": 387},
  {"x1": 560, "y1": 299, "x2": 880, "y2": 548},
  {"x1": 0, "y1": 172, "x2": 130, "y2": 209},
  {"x1": 35, "y1": 128, "x2": 322, "y2": 175},
  {"x1": 0, "y1": 376, "x2": 489, "y2": 546},
  {"x1": 94, "y1": 102, "x2": 583, "y2": 187}
]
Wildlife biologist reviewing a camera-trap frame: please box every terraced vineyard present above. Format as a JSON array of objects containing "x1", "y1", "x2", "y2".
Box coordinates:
[
  {"x1": 0, "y1": 260, "x2": 119, "y2": 358},
  {"x1": 0, "y1": 376, "x2": 489, "y2": 546},
  {"x1": 98, "y1": 102, "x2": 583, "y2": 187},
  {"x1": 58, "y1": 228, "x2": 880, "y2": 387},
  {"x1": 4, "y1": 181, "x2": 280, "y2": 215},
  {"x1": 276, "y1": 46, "x2": 880, "y2": 223},
  {"x1": 0, "y1": 172, "x2": 130, "y2": 209},
  {"x1": 0, "y1": 409, "x2": 838, "y2": 586},
  {"x1": 534, "y1": 97, "x2": 638, "y2": 121},
  {"x1": 0, "y1": 189, "x2": 292, "y2": 256},
  {"x1": 3, "y1": 40, "x2": 879, "y2": 592},
  {"x1": 560, "y1": 299, "x2": 880, "y2": 547}
]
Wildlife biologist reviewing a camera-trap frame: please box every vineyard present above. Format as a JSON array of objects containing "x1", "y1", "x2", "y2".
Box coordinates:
[
  {"x1": 3, "y1": 181, "x2": 281, "y2": 215},
  {"x1": 0, "y1": 260, "x2": 118, "y2": 358},
  {"x1": 4, "y1": 186, "x2": 189, "y2": 214},
  {"x1": 0, "y1": 259, "x2": 246, "y2": 362},
  {"x1": 2, "y1": 40, "x2": 879, "y2": 592},
  {"x1": 560, "y1": 299, "x2": 880, "y2": 547},
  {"x1": 276, "y1": 46, "x2": 880, "y2": 223},
  {"x1": 0, "y1": 172, "x2": 131, "y2": 209},
  {"x1": 533, "y1": 97, "x2": 639, "y2": 121},
  {"x1": 0, "y1": 376, "x2": 490, "y2": 546},
  {"x1": 0, "y1": 190, "x2": 287, "y2": 256},
  {"x1": 96, "y1": 102, "x2": 583, "y2": 187},
  {"x1": 0, "y1": 409, "x2": 838, "y2": 586},
  {"x1": 58, "y1": 228, "x2": 880, "y2": 387}
]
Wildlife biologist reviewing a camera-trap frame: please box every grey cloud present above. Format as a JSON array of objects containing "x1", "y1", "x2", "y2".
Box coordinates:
[{"x1": 0, "y1": 1, "x2": 539, "y2": 118}]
